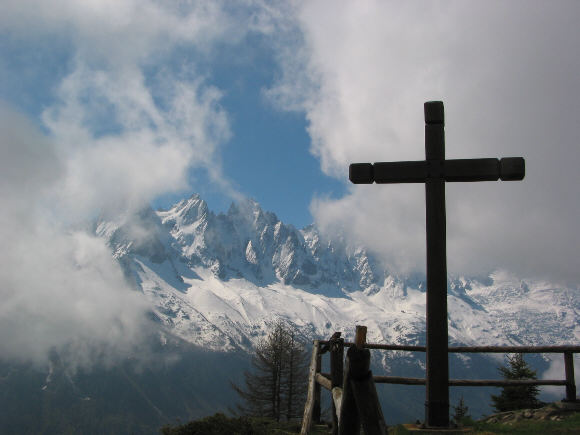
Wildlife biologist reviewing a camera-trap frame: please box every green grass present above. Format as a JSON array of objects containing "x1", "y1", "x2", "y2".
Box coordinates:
[
  {"x1": 161, "y1": 411, "x2": 580, "y2": 434},
  {"x1": 388, "y1": 413, "x2": 580, "y2": 434},
  {"x1": 160, "y1": 413, "x2": 310, "y2": 434}
]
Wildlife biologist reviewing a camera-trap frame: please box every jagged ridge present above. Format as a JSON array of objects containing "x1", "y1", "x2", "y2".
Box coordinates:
[{"x1": 95, "y1": 194, "x2": 580, "y2": 359}]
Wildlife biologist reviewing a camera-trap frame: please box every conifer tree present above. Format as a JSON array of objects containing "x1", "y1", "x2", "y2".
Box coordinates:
[
  {"x1": 490, "y1": 353, "x2": 543, "y2": 412},
  {"x1": 231, "y1": 320, "x2": 308, "y2": 421},
  {"x1": 451, "y1": 396, "x2": 469, "y2": 425}
]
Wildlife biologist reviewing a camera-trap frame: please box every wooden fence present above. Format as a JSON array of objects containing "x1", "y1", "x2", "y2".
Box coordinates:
[{"x1": 301, "y1": 326, "x2": 580, "y2": 435}]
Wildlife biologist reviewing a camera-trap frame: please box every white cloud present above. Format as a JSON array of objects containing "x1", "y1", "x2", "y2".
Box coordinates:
[
  {"x1": 0, "y1": 105, "x2": 150, "y2": 368},
  {"x1": 42, "y1": 60, "x2": 231, "y2": 220},
  {"x1": 0, "y1": 0, "x2": 243, "y2": 366},
  {"x1": 1, "y1": 0, "x2": 240, "y2": 218},
  {"x1": 269, "y1": 1, "x2": 580, "y2": 283},
  {"x1": 0, "y1": 0, "x2": 238, "y2": 61},
  {"x1": 541, "y1": 354, "x2": 580, "y2": 400}
]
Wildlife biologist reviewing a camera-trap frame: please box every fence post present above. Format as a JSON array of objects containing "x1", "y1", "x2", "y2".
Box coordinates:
[
  {"x1": 301, "y1": 340, "x2": 320, "y2": 435},
  {"x1": 339, "y1": 347, "x2": 363, "y2": 435},
  {"x1": 564, "y1": 351, "x2": 577, "y2": 402},
  {"x1": 313, "y1": 351, "x2": 321, "y2": 423},
  {"x1": 338, "y1": 326, "x2": 368, "y2": 434},
  {"x1": 349, "y1": 326, "x2": 387, "y2": 435},
  {"x1": 330, "y1": 334, "x2": 344, "y2": 435}
]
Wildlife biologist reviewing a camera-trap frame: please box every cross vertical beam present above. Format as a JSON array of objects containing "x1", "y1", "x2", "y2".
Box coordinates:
[{"x1": 424, "y1": 101, "x2": 449, "y2": 427}]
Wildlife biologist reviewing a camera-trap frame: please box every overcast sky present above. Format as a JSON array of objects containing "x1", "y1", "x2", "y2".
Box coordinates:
[{"x1": 0, "y1": 1, "x2": 578, "y2": 365}]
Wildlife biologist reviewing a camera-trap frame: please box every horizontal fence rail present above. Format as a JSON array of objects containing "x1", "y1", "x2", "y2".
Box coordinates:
[
  {"x1": 316, "y1": 342, "x2": 579, "y2": 393},
  {"x1": 303, "y1": 334, "x2": 579, "y2": 434},
  {"x1": 319, "y1": 341, "x2": 580, "y2": 354},
  {"x1": 315, "y1": 373, "x2": 568, "y2": 388}
]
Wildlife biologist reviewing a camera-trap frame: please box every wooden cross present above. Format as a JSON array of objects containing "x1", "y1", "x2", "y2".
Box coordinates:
[{"x1": 349, "y1": 101, "x2": 525, "y2": 428}]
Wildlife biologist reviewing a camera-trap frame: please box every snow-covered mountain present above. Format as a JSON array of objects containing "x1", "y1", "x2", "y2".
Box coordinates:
[
  {"x1": 96, "y1": 194, "x2": 579, "y2": 355},
  {"x1": 92, "y1": 193, "x2": 579, "y2": 423}
]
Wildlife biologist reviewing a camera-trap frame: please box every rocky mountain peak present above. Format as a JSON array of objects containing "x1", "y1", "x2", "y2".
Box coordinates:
[
  {"x1": 94, "y1": 193, "x2": 580, "y2": 362},
  {"x1": 165, "y1": 193, "x2": 210, "y2": 226}
]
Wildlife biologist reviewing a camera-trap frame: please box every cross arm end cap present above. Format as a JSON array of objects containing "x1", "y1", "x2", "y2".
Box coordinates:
[
  {"x1": 349, "y1": 163, "x2": 374, "y2": 184},
  {"x1": 424, "y1": 101, "x2": 444, "y2": 124},
  {"x1": 499, "y1": 157, "x2": 525, "y2": 181}
]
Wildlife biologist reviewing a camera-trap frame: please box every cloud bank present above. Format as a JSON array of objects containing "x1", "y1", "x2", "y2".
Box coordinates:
[
  {"x1": 0, "y1": 104, "x2": 151, "y2": 367},
  {"x1": 0, "y1": 0, "x2": 246, "y2": 366},
  {"x1": 541, "y1": 353, "x2": 580, "y2": 399},
  {"x1": 268, "y1": 1, "x2": 580, "y2": 284}
]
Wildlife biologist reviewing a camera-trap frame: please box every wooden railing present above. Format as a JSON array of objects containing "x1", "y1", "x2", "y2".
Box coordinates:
[{"x1": 301, "y1": 328, "x2": 580, "y2": 435}]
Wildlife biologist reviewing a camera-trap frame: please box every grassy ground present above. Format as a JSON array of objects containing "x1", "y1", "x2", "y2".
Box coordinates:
[
  {"x1": 160, "y1": 411, "x2": 580, "y2": 434},
  {"x1": 160, "y1": 413, "x2": 330, "y2": 434},
  {"x1": 470, "y1": 412, "x2": 580, "y2": 434},
  {"x1": 389, "y1": 412, "x2": 580, "y2": 434}
]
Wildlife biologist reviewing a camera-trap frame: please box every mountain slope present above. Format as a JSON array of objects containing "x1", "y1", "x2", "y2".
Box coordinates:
[
  {"x1": 92, "y1": 193, "x2": 579, "y2": 423},
  {"x1": 97, "y1": 194, "x2": 580, "y2": 353}
]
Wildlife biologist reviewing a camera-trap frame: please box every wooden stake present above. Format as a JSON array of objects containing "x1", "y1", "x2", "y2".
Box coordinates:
[
  {"x1": 355, "y1": 325, "x2": 367, "y2": 350},
  {"x1": 300, "y1": 340, "x2": 320, "y2": 435},
  {"x1": 564, "y1": 351, "x2": 577, "y2": 402}
]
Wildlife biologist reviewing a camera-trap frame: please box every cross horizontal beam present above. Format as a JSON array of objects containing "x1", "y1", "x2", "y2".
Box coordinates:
[{"x1": 349, "y1": 157, "x2": 525, "y2": 184}]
